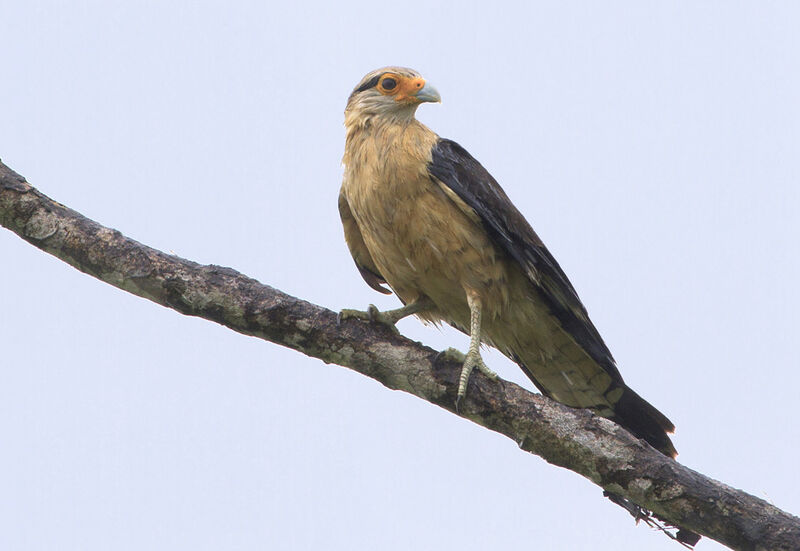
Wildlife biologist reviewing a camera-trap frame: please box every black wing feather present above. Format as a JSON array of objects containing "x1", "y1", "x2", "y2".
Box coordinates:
[{"x1": 428, "y1": 138, "x2": 622, "y2": 383}]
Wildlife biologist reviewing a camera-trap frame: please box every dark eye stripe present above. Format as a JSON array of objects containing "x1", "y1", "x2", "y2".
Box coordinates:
[{"x1": 353, "y1": 74, "x2": 382, "y2": 95}]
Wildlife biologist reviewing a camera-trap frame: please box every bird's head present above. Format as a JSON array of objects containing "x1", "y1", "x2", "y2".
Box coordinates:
[{"x1": 345, "y1": 67, "x2": 440, "y2": 124}]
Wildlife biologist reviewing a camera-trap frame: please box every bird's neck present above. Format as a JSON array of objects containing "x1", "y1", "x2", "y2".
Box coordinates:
[{"x1": 343, "y1": 112, "x2": 436, "y2": 168}]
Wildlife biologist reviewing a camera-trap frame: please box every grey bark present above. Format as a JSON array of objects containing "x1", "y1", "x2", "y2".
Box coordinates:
[{"x1": 1, "y1": 159, "x2": 798, "y2": 551}]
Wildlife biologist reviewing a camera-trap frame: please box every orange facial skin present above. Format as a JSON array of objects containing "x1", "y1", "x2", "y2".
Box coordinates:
[{"x1": 377, "y1": 73, "x2": 427, "y2": 103}]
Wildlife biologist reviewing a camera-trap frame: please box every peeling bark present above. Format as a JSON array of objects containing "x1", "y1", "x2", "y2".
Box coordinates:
[{"x1": 1, "y1": 159, "x2": 798, "y2": 551}]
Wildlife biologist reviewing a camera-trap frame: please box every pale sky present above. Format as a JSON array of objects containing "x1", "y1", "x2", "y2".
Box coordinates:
[{"x1": 2, "y1": 2, "x2": 799, "y2": 550}]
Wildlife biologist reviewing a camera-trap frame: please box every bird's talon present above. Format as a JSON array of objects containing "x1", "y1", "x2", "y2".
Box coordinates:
[
  {"x1": 456, "y1": 348, "x2": 495, "y2": 406},
  {"x1": 477, "y1": 358, "x2": 498, "y2": 380},
  {"x1": 366, "y1": 304, "x2": 380, "y2": 322}
]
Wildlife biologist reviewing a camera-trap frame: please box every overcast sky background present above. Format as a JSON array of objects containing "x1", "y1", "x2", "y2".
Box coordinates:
[{"x1": 2, "y1": 2, "x2": 799, "y2": 550}]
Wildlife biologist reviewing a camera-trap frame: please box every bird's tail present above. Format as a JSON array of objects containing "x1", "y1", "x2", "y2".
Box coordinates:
[
  {"x1": 606, "y1": 389, "x2": 701, "y2": 544},
  {"x1": 610, "y1": 386, "x2": 677, "y2": 458}
]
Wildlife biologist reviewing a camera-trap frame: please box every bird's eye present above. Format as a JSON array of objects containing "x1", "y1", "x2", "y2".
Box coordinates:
[{"x1": 381, "y1": 77, "x2": 397, "y2": 91}]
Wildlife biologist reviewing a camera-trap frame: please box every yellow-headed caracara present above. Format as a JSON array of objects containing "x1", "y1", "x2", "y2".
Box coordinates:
[{"x1": 339, "y1": 67, "x2": 677, "y2": 458}]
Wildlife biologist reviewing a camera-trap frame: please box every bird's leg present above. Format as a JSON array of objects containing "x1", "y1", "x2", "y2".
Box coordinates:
[
  {"x1": 456, "y1": 293, "x2": 498, "y2": 408},
  {"x1": 338, "y1": 297, "x2": 432, "y2": 332}
]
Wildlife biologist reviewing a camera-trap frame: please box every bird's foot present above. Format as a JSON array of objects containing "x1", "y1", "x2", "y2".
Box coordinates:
[
  {"x1": 454, "y1": 347, "x2": 497, "y2": 411},
  {"x1": 338, "y1": 299, "x2": 432, "y2": 332},
  {"x1": 337, "y1": 304, "x2": 405, "y2": 333}
]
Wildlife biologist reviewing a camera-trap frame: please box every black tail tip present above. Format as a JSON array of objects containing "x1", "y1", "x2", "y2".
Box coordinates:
[
  {"x1": 677, "y1": 529, "x2": 702, "y2": 546},
  {"x1": 612, "y1": 386, "x2": 677, "y2": 458}
]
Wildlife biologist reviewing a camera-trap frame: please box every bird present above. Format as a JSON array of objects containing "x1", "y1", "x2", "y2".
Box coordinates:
[{"x1": 338, "y1": 66, "x2": 678, "y2": 458}]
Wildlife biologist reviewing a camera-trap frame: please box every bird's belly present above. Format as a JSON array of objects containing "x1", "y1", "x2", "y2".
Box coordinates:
[{"x1": 349, "y1": 179, "x2": 510, "y2": 327}]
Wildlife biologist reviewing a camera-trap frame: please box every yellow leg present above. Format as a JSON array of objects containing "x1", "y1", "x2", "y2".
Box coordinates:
[{"x1": 456, "y1": 293, "x2": 497, "y2": 408}]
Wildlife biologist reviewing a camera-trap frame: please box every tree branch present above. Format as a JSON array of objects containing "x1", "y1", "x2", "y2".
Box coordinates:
[{"x1": 1, "y1": 159, "x2": 797, "y2": 551}]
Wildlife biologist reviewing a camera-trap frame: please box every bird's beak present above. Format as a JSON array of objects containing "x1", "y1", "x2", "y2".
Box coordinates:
[{"x1": 414, "y1": 82, "x2": 441, "y2": 103}]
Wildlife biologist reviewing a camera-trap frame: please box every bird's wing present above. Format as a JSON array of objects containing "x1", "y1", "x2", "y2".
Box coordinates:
[
  {"x1": 429, "y1": 140, "x2": 677, "y2": 457},
  {"x1": 428, "y1": 138, "x2": 622, "y2": 382},
  {"x1": 338, "y1": 188, "x2": 392, "y2": 295}
]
